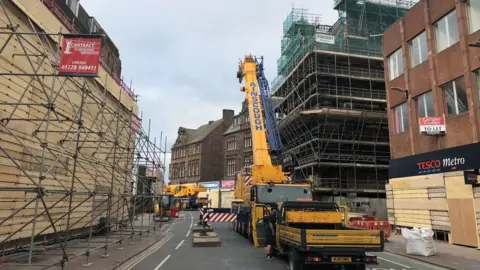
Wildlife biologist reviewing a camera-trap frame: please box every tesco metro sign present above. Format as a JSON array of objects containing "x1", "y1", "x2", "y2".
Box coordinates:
[{"x1": 390, "y1": 143, "x2": 479, "y2": 179}]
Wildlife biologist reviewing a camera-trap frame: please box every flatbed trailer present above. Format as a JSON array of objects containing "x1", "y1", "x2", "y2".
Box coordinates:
[{"x1": 275, "y1": 202, "x2": 384, "y2": 270}]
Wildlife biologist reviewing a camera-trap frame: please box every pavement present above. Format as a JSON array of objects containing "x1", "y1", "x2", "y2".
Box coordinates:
[
  {"x1": 385, "y1": 234, "x2": 480, "y2": 270},
  {"x1": 120, "y1": 211, "x2": 449, "y2": 270},
  {"x1": 0, "y1": 213, "x2": 168, "y2": 270}
]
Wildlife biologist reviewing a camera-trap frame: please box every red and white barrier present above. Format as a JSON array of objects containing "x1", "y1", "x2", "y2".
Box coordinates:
[{"x1": 203, "y1": 213, "x2": 236, "y2": 222}]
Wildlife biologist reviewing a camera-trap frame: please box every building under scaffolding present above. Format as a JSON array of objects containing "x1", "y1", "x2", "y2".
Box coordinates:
[
  {"x1": 0, "y1": 0, "x2": 166, "y2": 268},
  {"x1": 272, "y1": 1, "x2": 417, "y2": 213}
]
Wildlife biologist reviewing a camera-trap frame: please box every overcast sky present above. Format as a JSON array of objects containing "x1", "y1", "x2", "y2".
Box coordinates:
[{"x1": 81, "y1": 0, "x2": 339, "y2": 182}]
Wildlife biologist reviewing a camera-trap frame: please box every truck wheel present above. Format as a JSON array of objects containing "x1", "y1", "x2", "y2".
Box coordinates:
[{"x1": 288, "y1": 250, "x2": 302, "y2": 270}]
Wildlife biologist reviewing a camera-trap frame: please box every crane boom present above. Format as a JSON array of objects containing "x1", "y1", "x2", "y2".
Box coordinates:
[
  {"x1": 233, "y1": 55, "x2": 312, "y2": 249},
  {"x1": 256, "y1": 57, "x2": 282, "y2": 157},
  {"x1": 238, "y1": 55, "x2": 271, "y2": 167}
]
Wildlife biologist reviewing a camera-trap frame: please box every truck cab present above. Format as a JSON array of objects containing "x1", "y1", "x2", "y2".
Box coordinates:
[{"x1": 233, "y1": 181, "x2": 312, "y2": 246}]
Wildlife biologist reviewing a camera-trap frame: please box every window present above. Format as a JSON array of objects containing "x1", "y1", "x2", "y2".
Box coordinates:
[
  {"x1": 416, "y1": 91, "x2": 435, "y2": 117},
  {"x1": 188, "y1": 163, "x2": 192, "y2": 176},
  {"x1": 195, "y1": 161, "x2": 199, "y2": 175},
  {"x1": 244, "y1": 132, "x2": 252, "y2": 148},
  {"x1": 388, "y1": 48, "x2": 404, "y2": 80},
  {"x1": 179, "y1": 163, "x2": 185, "y2": 177},
  {"x1": 196, "y1": 144, "x2": 200, "y2": 154},
  {"x1": 467, "y1": 0, "x2": 480, "y2": 34},
  {"x1": 435, "y1": 10, "x2": 459, "y2": 52},
  {"x1": 393, "y1": 103, "x2": 409, "y2": 134},
  {"x1": 475, "y1": 69, "x2": 480, "y2": 103},
  {"x1": 409, "y1": 31, "x2": 428, "y2": 68},
  {"x1": 226, "y1": 158, "x2": 236, "y2": 177},
  {"x1": 66, "y1": 0, "x2": 80, "y2": 16},
  {"x1": 233, "y1": 117, "x2": 239, "y2": 127},
  {"x1": 245, "y1": 115, "x2": 250, "y2": 123},
  {"x1": 227, "y1": 136, "x2": 237, "y2": 151},
  {"x1": 244, "y1": 156, "x2": 252, "y2": 166},
  {"x1": 244, "y1": 156, "x2": 252, "y2": 174},
  {"x1": 442, "y1": 77, "x2": 468, "y2": 116}
]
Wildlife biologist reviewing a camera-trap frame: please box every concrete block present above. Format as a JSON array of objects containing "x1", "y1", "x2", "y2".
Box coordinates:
[
  {"x1": 192, "y1": 236, "x2": 221, "y2": 247},
  {"x1": 192, "y1": 225, "x2": 213, "y2": 233},
  {"x1": 193, "y1": 231, "x2": 218, "y2": 238}
]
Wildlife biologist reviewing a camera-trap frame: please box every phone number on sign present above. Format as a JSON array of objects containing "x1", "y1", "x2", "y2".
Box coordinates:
[{"x1": 60, "y1": 64, "x2": 97, "y2": 72}]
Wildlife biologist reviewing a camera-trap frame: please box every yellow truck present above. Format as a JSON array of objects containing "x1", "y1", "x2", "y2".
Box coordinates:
[{"x1": 275, "y1": 201, "x2": 383, "y2": 270}]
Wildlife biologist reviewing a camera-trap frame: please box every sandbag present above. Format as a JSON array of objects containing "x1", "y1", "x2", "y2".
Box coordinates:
[{"x1": 401, "y1": 227, "x2": 436, "y2": 257}]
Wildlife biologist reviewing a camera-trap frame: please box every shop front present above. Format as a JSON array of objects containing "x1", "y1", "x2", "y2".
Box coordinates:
[{"x1": 388, "y1": 143, "x2": 480, "y2": 248}]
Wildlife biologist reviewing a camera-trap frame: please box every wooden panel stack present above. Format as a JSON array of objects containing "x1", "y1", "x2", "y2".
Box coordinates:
[
  {"x1": 386, "y1": 174, "x2": 448, "y2": 230},
  {"x1": 0, "y1": 1, "x2": 140, "y2": 246},
  {"x1": 472, "y1": 187, "x2": 480, "y2": 236}
]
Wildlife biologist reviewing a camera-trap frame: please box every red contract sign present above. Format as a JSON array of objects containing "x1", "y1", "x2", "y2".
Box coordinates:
[
  {"x1": 58, "y1": 35, "x2": 102, "y2": 76},
  {"x1": 418, "y1": 116, "x2": 445, "y2": 126}
]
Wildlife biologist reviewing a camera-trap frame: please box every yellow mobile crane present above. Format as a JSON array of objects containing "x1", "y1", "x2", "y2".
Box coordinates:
[
  {"x1": 232, "y1": 55, "x2": 312, "y2": 247},
  {"x1": 172, "y1": 183, "x2": 207, "y2": 211},
  {"x1": 233, "y1": 56, "x2": 383, "y2": 270},
  {"x1": 156, "y1": 183, "x2": 206, "y2": 215}
]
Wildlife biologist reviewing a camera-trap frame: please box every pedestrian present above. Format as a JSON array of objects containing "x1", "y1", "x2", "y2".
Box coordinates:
[{"x1": 263, "y1": 208, "x2": 277, "y2": 260}]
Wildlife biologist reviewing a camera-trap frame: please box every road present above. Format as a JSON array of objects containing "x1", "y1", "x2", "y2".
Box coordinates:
[{"x1": 122, "y1": 212, "x2": 446, "y2": 270}]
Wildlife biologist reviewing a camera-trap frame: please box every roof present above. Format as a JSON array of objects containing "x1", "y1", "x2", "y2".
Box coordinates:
[
  {"x1": 224, "y1": 101, "x2": 249, "y2": 136},
  {"x1": 172, "y1": 119, "x2": 223, "y2": 149}
]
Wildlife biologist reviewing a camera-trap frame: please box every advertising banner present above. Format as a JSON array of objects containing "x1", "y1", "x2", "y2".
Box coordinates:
[
  {"x1": 221, "y1": 180, "x2": 235, "y2": 189},
  {"x1": 58, "y1": 34, "x2": 102, "y2": 77},
  {"x1": 200, "y1": 181, "x2": 220, "y2": 189},
  {"x1": 315, "y1": 33, "x2": 335, "y2": 44}
]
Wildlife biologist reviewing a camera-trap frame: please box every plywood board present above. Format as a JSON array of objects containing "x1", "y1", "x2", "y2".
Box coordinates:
[
  {"x1": 390, "y1": 174, "x2": 444, "y2": 189},
  {"x1": 447, "y1": 198, "x2": 479, "y2": 247},
  {"x1": 445, "y1": 176, "x2": 474, "y2": 199},
  {"x1": 392, "y1": 198, "x2": 448, "y2": 211}
]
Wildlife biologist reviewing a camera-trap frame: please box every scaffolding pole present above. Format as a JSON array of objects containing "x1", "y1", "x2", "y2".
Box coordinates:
[{"x1": 0, "y1": 0, "x2": 167, "y2": 268}]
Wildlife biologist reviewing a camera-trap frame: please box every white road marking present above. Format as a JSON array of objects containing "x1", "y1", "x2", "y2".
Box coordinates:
[
  {"x1": 153, "y1": 254, "x2": 171, "y2": 270},
  {"x1": 175, "y1": 239, "x2": 185, "y2": 250},
  {"x1": 366, "y1": 253, "x2": 411, "y2": 269},
  {"x1": 186, "y1": 230, "x2": 190, "y2": 237},
  {"x1": 121, "y1": 233, "x2": 173, "y2": 270}
]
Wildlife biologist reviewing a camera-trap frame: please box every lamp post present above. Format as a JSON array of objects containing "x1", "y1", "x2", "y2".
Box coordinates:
[{"x1": 390, "y1": 87, "x2": 409, "y2": 100}]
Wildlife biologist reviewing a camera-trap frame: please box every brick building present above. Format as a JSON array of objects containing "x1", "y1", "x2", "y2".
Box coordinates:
[
  {"x1": 222, "y1": 102, "x2": 253, "y2": 181},
  {"x1": 385, "y1": 0, "x2": 480, "y2": 159},
  {"x1": 169, "y1": 110, "x2": 234, "y2": 185},
  {"x1": 384, "y1": 0, "x2": 480, "y2": 248}
]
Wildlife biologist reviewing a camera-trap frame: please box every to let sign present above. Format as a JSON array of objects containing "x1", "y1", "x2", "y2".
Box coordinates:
[
  {"x1": 58, "y1": 34, "x2": 102, "y2": 77},
  {"x1": 419, "y1": 116, "x2": 446, "y2": 135}
]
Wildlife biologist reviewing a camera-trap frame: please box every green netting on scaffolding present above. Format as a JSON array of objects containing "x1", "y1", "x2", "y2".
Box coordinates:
[{"x1": 274, "y1": 0, "x2": 418, "y2": 87}]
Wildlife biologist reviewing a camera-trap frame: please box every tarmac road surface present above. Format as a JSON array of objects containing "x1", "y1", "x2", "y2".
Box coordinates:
[{"x1": 122, "y1": 212, "x2": 447, "y2": 270}]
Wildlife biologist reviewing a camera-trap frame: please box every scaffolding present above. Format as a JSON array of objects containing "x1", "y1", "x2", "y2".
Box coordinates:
[
  {"x1": 273, "y1": 2, "x2": 415, "y2": 198},
  {"x1": 0, "y1": 0, "x2": 167, "y2": 268}
]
